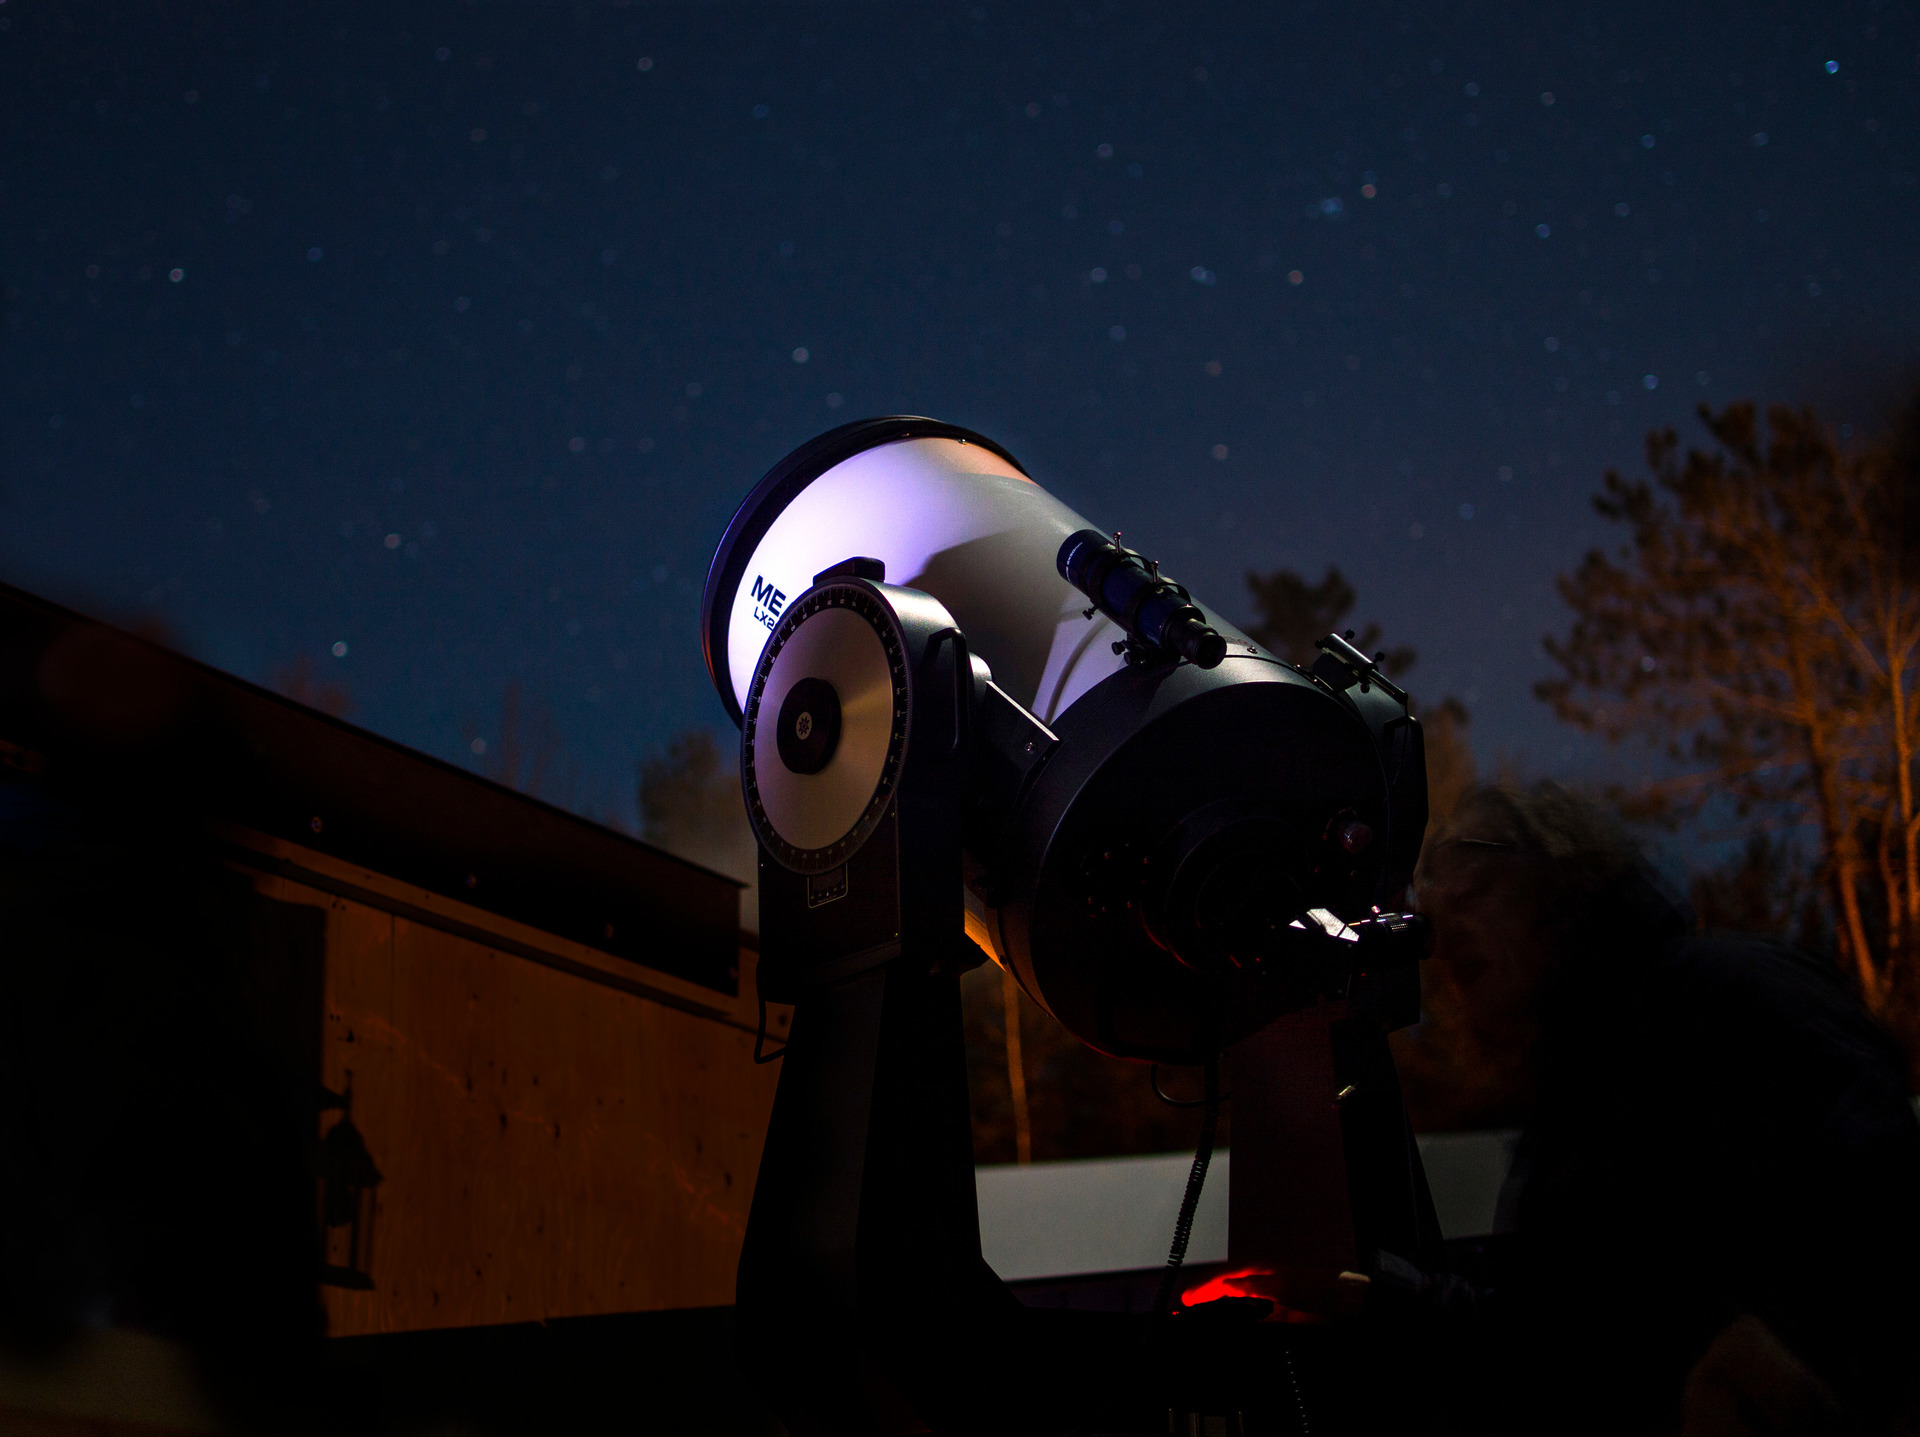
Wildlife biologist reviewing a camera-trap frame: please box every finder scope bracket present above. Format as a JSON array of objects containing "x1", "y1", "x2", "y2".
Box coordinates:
[{"x1": 1312, "y1": 629, "x2": 1409, "y2": 704}]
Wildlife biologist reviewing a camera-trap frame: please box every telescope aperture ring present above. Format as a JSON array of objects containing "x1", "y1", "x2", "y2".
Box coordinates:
[{"x1": 742, "y1": 583, "x2": 910, "y2": 874}]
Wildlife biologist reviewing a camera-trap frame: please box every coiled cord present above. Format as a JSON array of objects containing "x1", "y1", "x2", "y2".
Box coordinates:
[{"x1": 1154, "y1": 1051, "x2": 1221, "y2": 1315}]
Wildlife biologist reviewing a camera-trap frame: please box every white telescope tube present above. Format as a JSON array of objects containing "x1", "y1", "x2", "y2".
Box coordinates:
[{"x1": 714, "y1": 433, "x2": 1253, "y2": 727}]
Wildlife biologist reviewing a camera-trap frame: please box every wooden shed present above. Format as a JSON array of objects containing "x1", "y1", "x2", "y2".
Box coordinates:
[{"x1": 0, "y1": 581, "x2": 784, "y2": 1430}]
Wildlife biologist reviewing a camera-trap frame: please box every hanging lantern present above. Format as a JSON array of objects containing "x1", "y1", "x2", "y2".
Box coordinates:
[{"x1": 316, "y1": 1081, "x2": 382, "y2": 1291}]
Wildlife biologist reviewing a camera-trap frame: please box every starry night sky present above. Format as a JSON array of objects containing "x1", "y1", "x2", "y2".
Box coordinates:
[{"x1": 3, "y1": 1, "x2": 1916, "y2": 829}]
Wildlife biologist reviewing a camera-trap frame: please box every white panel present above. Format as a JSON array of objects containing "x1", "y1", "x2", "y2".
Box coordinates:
[
  {"x1": 975, "y1": 1151, "x2": 1229, "y2": 1282},
  {"x1": 1415, "y1": 1129, "x2": 1521, "y2": 1240},
  {"x1": 973, "y1": 1131, "x2": 1521, "y2": 1283}
]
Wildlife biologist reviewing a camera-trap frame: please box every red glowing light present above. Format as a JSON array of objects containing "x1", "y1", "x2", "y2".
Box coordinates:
[
  {"x1": 1181, "y1": 1268, "x2": 1269, "y2": 1306},
  {"x1": 1180, "y1": 1268, "x2": 1328, "y2": 1324}
]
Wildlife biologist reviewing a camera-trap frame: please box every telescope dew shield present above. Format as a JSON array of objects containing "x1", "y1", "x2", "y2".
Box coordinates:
[{"x1": 701, "y1": 417, "x2": 1256, "y2": 731}]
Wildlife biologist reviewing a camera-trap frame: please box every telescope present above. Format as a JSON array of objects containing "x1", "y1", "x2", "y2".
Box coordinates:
[{"x1": 702, "y1": 417, "x2": 1440, "y2": 1435}]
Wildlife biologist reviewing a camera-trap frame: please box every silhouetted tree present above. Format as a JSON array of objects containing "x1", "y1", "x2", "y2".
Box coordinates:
[
  {"x1": 1689, "y1": 834, "x2": 1828, "y2": 955},
  {"x1": 1244, "y1": 566, "x2": 1416, "y2": 677},
  {"x1": 1421, "y1": 697, "x2": 1478, "y2": 834},
  {"x1": 961, "y1": 962, "x2": 1226, "y2": 1164},
  {"x1": 1244, "y1": 566, "x2": 1474, "y2": 829},
  {"x1": 464, "y1": 683, "x2": 572, "y2": 805},
  {"x1": 270, "y1": 654, "x2": 352, "y2": 719},
  {"x1": 1539, "y1": 400, "x2": 1920, "y2": 1044},
  {"x1": 638, "y1": 729, "x2": 758, "y2": 926}
]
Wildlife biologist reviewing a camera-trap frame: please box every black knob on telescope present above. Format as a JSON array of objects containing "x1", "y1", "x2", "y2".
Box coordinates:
[
  {"x1": 1057, "y1": 529, "x2": 1228, "y2": 669},
  {"x1": 775, "y1": 676, "x2": 842, "y2": 775}
]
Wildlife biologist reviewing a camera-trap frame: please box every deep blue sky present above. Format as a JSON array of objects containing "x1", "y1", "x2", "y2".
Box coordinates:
[{"x1": 4, "y1": 0, "x2": 1915, "y2": 829}]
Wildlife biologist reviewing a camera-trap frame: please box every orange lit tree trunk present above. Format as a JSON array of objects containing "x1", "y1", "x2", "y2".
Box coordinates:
[
  {"x1": 1001, "y1": 966, "x2": 1032, "y2": 1165},
  {"x1": 1780, "y1": 606, "x2": 1878, "y2": 1004},
  {"x1": 1541, "y1": 403, "x2": 1917, "y2": 1031}
]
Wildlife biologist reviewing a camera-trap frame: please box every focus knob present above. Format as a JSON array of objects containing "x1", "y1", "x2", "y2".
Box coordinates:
[{"x1": 776, "y1": 676, "x2": 842, "y2": 775}]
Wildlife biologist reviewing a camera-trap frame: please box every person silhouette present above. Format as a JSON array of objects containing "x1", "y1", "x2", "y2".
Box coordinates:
[{"x1": 1401, "y1": 783, "x2": 1920, "y2": 1436}]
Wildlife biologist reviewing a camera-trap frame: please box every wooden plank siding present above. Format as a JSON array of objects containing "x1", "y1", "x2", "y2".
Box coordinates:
[
  {"x1": 0, "y1": 581, "x2": 782, "y2": 1358},
  {"x1": 226, "y1": 831, "x2": 786, "y2": 1336}
]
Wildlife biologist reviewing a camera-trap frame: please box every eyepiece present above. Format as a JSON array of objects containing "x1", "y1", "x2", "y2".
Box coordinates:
[
  {"x1": 1058, "y1": 529, "x2": 1227, "y2": 669},
  {"x1": 1174, "y1": 616, "x2": 1229, "y2": 669}
]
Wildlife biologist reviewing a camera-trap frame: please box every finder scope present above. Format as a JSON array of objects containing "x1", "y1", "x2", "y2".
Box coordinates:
[{"x1": 1057, "y1": 529, "x2": 1228, "y2": 669}]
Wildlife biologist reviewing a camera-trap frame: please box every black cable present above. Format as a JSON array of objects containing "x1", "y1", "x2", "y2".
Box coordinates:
[
  {"x1": 1284, "y1": 1347, "x2": 1313, "y2": 1435},
  {"x1": 1154, "y1": 1051, "x2": 1221, "y2": 1315},
  {"x1": 752, "y1": 973, "x2": 788, "y2": 1065},
  {"x1": 1150, "y1": 1063, "x2": 1230, "y2": 1108}
]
